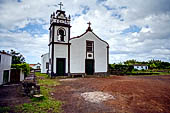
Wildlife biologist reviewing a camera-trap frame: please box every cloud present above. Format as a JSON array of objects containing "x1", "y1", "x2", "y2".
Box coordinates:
[{"x1": 0, "y1": 0, "x2": 170, "y2": 63}]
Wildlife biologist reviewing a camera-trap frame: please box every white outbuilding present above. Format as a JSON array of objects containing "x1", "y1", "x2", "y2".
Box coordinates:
[
  {"x1": 41, "y1": 53, "x2": 49, "y2": 73},
  {"x1": 44, "y1": 4, "x2": 109, "y2": 76},
  {"x1": 0, "y1": 51, "x2": 12, "y2": 85},
  {"x1": 133, "y1": 64, "x2": 148, "y2": 70}
]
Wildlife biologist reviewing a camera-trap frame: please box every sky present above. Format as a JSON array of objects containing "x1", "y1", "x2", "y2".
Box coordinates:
[{"x1": 0, "y1": 0, "x2": 170, "y2": 64}]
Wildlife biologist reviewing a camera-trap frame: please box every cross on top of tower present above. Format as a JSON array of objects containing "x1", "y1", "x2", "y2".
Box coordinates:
[
  {"x1": 58, "y1": 2, "x2": 63, "y2": 10},
  {"x1": 87, "y1": 21, "x2": 91, "y2": 27}
]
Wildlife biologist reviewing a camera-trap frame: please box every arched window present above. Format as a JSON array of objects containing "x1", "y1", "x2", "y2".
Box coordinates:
[{"x1": 58, "y1": 29, "x2": 65, "y2": 41}]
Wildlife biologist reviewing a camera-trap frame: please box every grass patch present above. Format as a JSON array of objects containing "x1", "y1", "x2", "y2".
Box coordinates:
[
  {"x1": 0, "y1": 107, "x2": 10, "y2": 113},
  {"x1": 38, "y1": 79, "x2": 60, "y2": 86},
  {"x1": 35, "y1": 72, "x2": 49, "y2": 78},
  {"x1": 16, "y1": 98, "x2": 61, "y2": 113},
  {"x1": 35, "y1": 72, "x2": 60, "y2": 86},
  {"x1": 15, "y1": 72, "x2": 62, "y2": 113}
]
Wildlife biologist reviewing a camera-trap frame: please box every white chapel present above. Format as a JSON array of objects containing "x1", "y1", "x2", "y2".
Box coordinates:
[{"x1": 41, "y1": 3, "x2": 109, "y2": 76}]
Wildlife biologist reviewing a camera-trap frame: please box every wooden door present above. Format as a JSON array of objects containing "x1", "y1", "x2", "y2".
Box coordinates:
[
  {"x1": 56, "y1": 58, "x2": 66, "y2": 76},
  {"x1": 85, "y1": 59, "x2": 94, "y2": 75},
  {"x1": 10, "y1": 69, "x2": 20, "y2": 83},
  {"x1": 3, "y1": 70, "x2": 9, "y2": 84}
]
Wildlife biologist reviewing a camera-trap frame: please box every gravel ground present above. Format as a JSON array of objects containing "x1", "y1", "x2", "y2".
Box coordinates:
[{"x1": 81, "y1": 91, "x2": 115, "y2": 103}]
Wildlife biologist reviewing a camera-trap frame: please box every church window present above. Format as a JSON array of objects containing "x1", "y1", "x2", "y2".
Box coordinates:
[
  {"x1": 86, "y1": 41, "x2": 94, "y2": 52},
  {"x1": 58, "y1": 29, "x2": 64, "y2": 41},
  {"x1": 88, "y1": 54, "x2": 92, "y2": 57},
  {"x1": 46, "y1": 62, "x2": 49, "y2": 69},
  {"x1": 0, "y1": 55, "x2": 1, "y2": 64},
  {"x1": 49, "y1": 58, "x2": 51, "y2": 64},
  {"x1": 37, "y1": 66, "x2": 40, "y2": 69}
]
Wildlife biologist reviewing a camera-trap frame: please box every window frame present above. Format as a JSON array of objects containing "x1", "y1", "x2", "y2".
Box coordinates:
[
  {"x1": 46, "y1": 62, "x2": 49, "y2": 69},
  {"x1": 0, "y1": 55, "x2": 1, "y2": 64},
  {"x1": 86, "y1": 40, "x2": 94, "y2": 52}
]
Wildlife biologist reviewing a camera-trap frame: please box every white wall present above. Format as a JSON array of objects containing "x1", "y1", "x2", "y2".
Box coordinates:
[
  {"x1": 0, "y1": 71, "x2": 3, "y2": 85},
  {"x1": 134, "y1": 66, "x2": 148, "y2": 70},
  {"x1": 70, "y1": 38, "x2": 86, "y2": 73},
  {"x1": 20, "y1": 69, "x2": 25, "y2": 81},
  {"x1": 31, "y1": 63, "x2": 41, "y2": 70},
  {"x1": 0, "y1": 53, "x2": 12, "y2": 85},
  {"x1": 53, "y1": 44, "x2": 68, "y2": 73},
  {"x1": 41, "y1": 53, "x2": 49, "y2": 73},
  {"x1": 70, "y1": 31, "x2": 108, "y2": 73}
]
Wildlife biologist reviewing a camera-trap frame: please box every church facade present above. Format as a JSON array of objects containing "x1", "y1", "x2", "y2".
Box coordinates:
[{"x1": 44, "y1": 6, "x2": 109, "y2": 76}]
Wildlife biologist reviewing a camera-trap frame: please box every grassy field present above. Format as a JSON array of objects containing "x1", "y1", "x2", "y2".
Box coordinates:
[{"x1": 15, "y1": 72, "x2": 62, "y2": 113}]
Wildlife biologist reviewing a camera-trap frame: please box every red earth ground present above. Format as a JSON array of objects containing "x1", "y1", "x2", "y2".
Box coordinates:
[
  {"x1": 53, "y1": 75, "x2": 170, "y2": 113},
  {"x1": 0, "y1": 75, "x2": 170, "y2": 113}
]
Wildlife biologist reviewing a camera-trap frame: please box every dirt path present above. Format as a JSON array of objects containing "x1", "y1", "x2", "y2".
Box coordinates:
[
  {"x1": 0, "y1": 83, "x2": 30, "y2": 112},
  {"x1": 53, "y1": 75, "x2": 170, "y2": 113}
]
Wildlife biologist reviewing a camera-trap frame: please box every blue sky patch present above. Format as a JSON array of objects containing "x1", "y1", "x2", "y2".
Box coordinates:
[
  {"x1": 20, "y1": 23, "x2": 48, "y2": 36},
  {"x1": 121, "y1": 25, "x2": 142, "y2": 35},
  {"x1": 120, "y1": 19, "x2": 124, "y2": 21},
  {"x1": 17, "y1": 0, "x2": 22, "y2": 2},
  {"x1": 10, "y1": 23, "x2": 48, "y2": 37},
  {"x1": 72, "y1": 13, "x2": 81, "y2": 20},
  {"x1": 145, "y1": 25, "x2": 149, "y2": 28},
  {"x1": 103, "y1": 4, "x2": 116, "y2": 10},
  {"x1": 112, "y1": 13, "x2": 121, "y2": 19},
  {"x1": 81, "y1": 6, "x2": 90, "y2": 14},
  {"x1": 96, "y1": 0, "x2": 107, "y2": 4},
  {"x1": 119, "y1": 6, "x2": 127, "y2": 9}
]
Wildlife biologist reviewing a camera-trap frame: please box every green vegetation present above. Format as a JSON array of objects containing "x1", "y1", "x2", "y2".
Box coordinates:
[
  {"x1": 9, "y1": 49, "x2": 30, "y2": 76},
  {"x1": 11, "y1": 63, "x2": 30, "y2": 76},
  {"x1": 10, "y1": 49, "x2": 25, "y2": 64},
  {"x1": 36, "y1": 72, "x2": 60, "y2": 86},
  {"x1": 109, "y1": 59, "x2": 170, "y2": 76},
  {"x1": 109, "y1": 64, "x2": 133, "y2": 73},
  {"x1": 124, "y1": 59, "x2": 170, "y2": 69},
  {"x1": 36, "y1": 72, "x2": 49, "y2": 78},
  {"x1": 0, "y1": 107, "x2": 10, "y2": 113},
  {"x1": 15, "y1": 73, "x2": 62, "y2": 113}
]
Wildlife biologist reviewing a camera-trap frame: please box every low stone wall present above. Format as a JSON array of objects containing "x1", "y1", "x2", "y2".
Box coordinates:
[
  {"x1": 69, "y1": 72, "x2": 109, "y2": 78},
  {"x1": 94, "y1": 72, "x2": 109, "y2": 76},
  {"x1": 22, "y1": 74, "x2": 40, "y2": 97}
]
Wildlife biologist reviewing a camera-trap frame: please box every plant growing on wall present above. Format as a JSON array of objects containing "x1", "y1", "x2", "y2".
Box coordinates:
[{"x1": 11, "y1": 63, "x2": 30, "y2": 76}]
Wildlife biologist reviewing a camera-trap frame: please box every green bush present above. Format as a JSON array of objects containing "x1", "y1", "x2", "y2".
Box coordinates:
[
  {"x1": 11, "y1": 63, "x2": 30, "y2": 76},
  {"x1": 0, "y1": 107, "x2": 10, "y2": 113}
]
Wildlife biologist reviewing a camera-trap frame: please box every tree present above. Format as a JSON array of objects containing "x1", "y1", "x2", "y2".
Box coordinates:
[
  {"x1": 124, "y1": 59, "x2": 138, "y2": 65},
  {"x1": 10, "y1": 50, "x2": 25, "y2": 64}
]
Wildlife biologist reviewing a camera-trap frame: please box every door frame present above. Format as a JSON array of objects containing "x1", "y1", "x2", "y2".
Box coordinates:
[
  {"x1": 10, "y1": 69, "x2": 20, "y2": 83},
  {"x1": 3, "y1": 70, "x2": 9, "y2": 84},
  {"x1": 56, "y1": 58, "x2": 66, "y2": 76},
  {"x1": 85, "y1": 59, "x2": 95, "y2": 75}
]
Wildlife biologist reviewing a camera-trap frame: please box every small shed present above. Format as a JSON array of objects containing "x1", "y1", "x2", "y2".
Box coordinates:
[
  {"x1": 41, "y1": 53, "x2": 49, "y2": 74},
  {"x1": 30, "y1": 63, "x2": 41, "y2": 72},
  {"x1": 133, "y1": 64, "x2": 148, "y2": 70},
  {"x1": 10, "y1": 68, "x2": 25, "y2": 83},
  {"x1": 0, "y1": 51, "x2": 12, "y2": 85}
]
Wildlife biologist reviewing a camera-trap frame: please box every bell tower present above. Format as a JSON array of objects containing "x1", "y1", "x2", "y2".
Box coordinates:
[{"x1": 49, "y1": 2, "x2": 71, "y2": 76}]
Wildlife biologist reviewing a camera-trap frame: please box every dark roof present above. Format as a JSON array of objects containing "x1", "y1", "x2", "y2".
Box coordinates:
[
  {"x1": 0, "y1": 51, "x2": 12, "y2": 56},
  {"x1": 70, "y1": 26, "x2": 109, "y2": 47}
]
